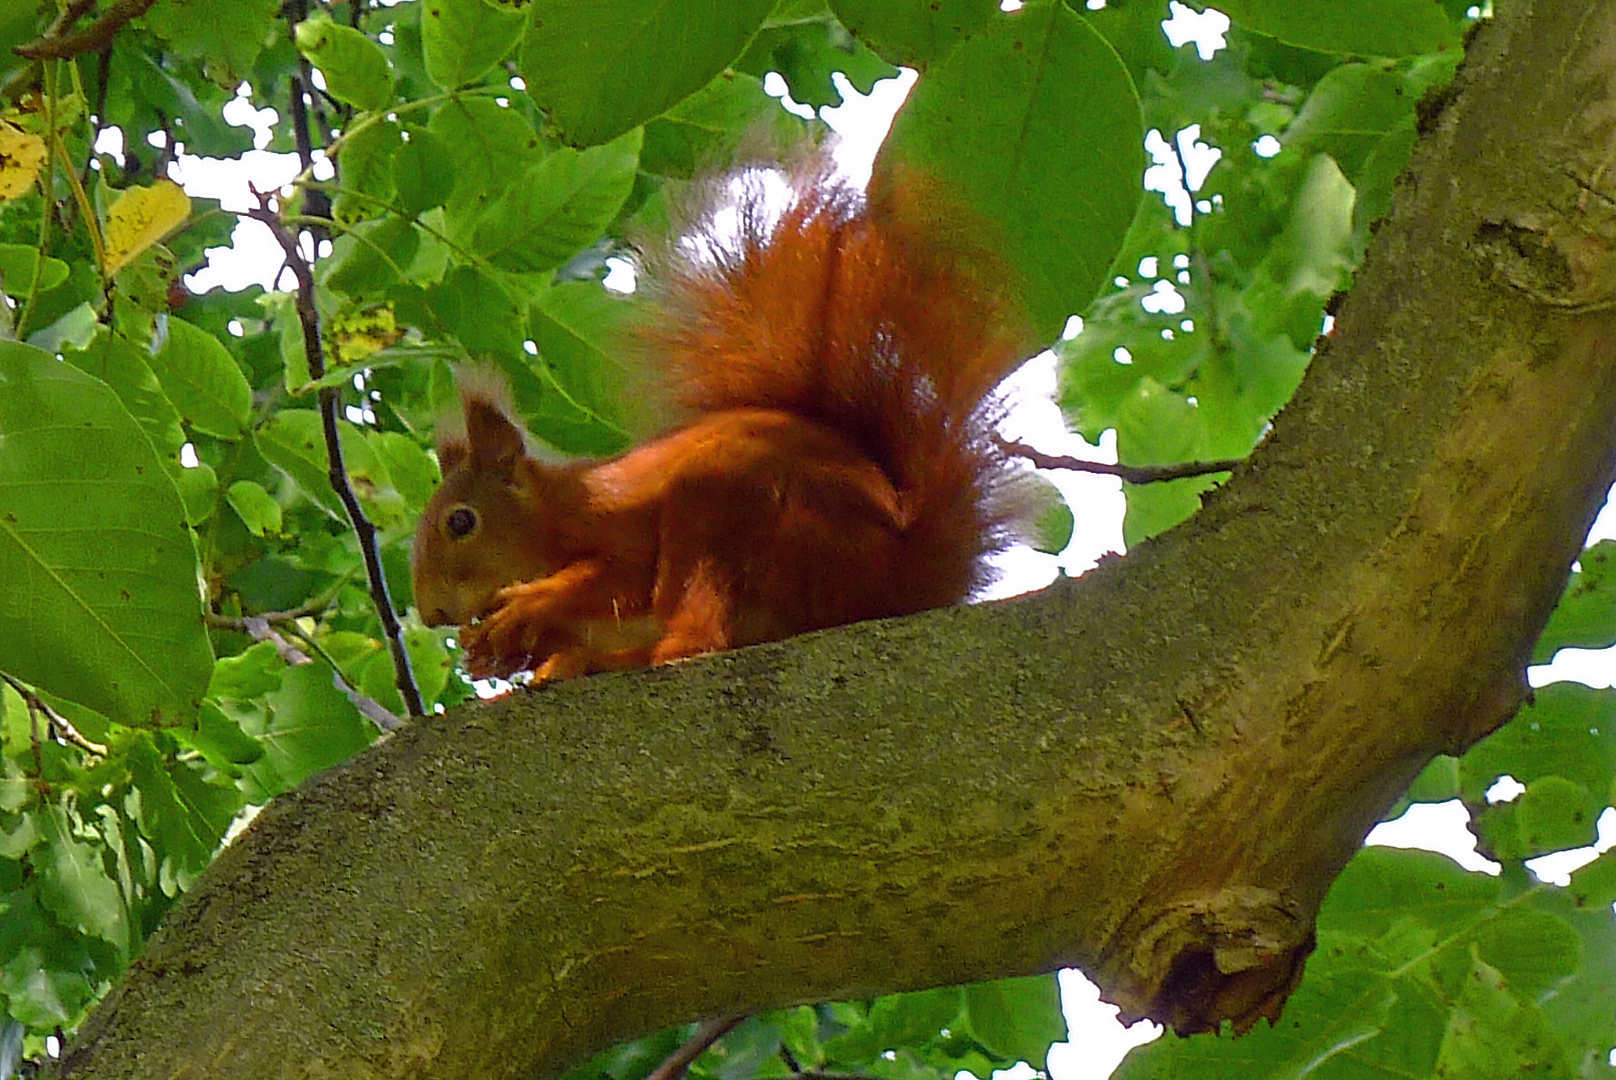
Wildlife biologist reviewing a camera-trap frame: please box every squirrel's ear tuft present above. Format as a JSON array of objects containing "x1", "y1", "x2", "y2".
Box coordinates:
[
  {"x1": 445, "y1": 364, "x2": 529, "y2": 473},
  {"x1": 435, "y1": 435, "x2": 470, "y2": 473},
  {"x1": 464, "y1": 397, "x2": 527, "y2": 472},
  {"x1": 453, "y1": 363, "x2": 516, "y2": 416}
]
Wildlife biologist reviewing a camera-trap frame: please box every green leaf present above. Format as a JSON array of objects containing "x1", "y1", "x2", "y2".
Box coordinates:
[
  {"x1": 208, "y1": 641, "x2": 286, "y2": 702},
  {"x1": 1115, "y1": 377, "x2": 1221, "y2": 543},
  {"x1": 402, "y1": 622, "x2": 454, "y2": 707},
  {"x1": 0, "y1": 797, "x2": 41, "y2": 856},
  {"x1": 1513, "y1": 776, "x2": 1601, "y2": 856},
  {"x1": 35, "y1": 805, "x2": 126, "y2": 951},
  {"x1": 0, "y1": 883, "x2": 104, "y2": 1027},
  {"x1": 172, "y1": 460, "x2": 219, "y2": 526},
  {"x1": 1473, "y1": 775, "x2": 1600, "y2": 862},
  {"x1": 526, "y1": 279, "x2": 640, "y2": 450},
  {"x1": 1568, "y1": 847, "x2": 1616, "y2": 909},
  {"x1": 520, "y1": 0, "x2": 776, "y2": 146},
  {"x1": 772, "y1": 1006, "x2": 824, "y2": 1071},
  {"x1": 105, "y1": 37, "x2": 252, "y2": 159},
  {"x1": 1459, "y1": 682, "x2": 1616, "y2": 812},
  {"x1": 330, "y1": 118, "x2": 402, "y2": 225},
  {"x1": 1022, "y1": 473, "x2": 1075, "y2": 556},
  {"x1": 1350, "y1": 116, "x2": 1420, "y2": 237},
  {"x1": 1254, "y1": 154, "x2": 1357, "y2": 302},
  {"x1": 1534, "y1": 540, "x2": 1616, "y2": 662},
  {"x1": 738, "y1": 15, "x2": 898, "y2": 109},
  {"x1": 883, "y1": 1, "x2": 1145, "y2": 341},
  {"x1": 1084, "y1": 0, "x2": 1179, "y2": 91},
  {"x1": 641, "y1": 72, "x2": 803, "y2": 179},
  {"x1": 1435, "y1": 952, "x2": 1573, "y2": 1080},
  {"x1": 255, "y1": 408, "x2": 390, "y2": 522},
  {"x1": 0, "y1": 342, "x2": 212, "y2": 728},
  {"x1": 295, "y1": 15, "x2": 395, "y2": 112},
  {"x1": 179, "y1": 701, "x2": 267, "y2": 772},
  {"x1": 125, "y1": 734, "x2": 241, "y2": 892},
  {"x1": 369, "y1": 431, "x2": 439, "y2": 515},
  {"x1": 417, "y1": 266, "x2": 527, "y2": 360},
  {"x1": 1209, "y1": 0, "x2": 1460, "y2": 57},
  {"x1": 234, "y1": 662, "x2": 376, "y2": 801},
  {"x1": 858, "y1": 987, "x2": 961, "y2": 1057},
  {"x1": 963, "y1": 975, "x2": 1067, "y2": 1070},
  {"x1": 255, "y1": 408, "x2": 341, "y2": 518},
  {"x1": 144, "y1": 0, "x2": 281, "y2": 85},
  {"x1": 0, "y1": 941, "x2": 96, "y2": 1028},
  {"x1": 394, "y1": 128, "x2": 459, "y2": 216},
  {"x1": 0, "y1": 3, "x2": 43, "y2": 90},
  {"x1": 225, "y1": 479, "x2": 283, "y2": 537},
  {"x1": 1404, "y1": 754, "x2": 1460, "y2": 804},
  {"x1": 61, "y1": 327, "x2": 186, "y2": 457},
  {"x1": 428, "y1": 97, "x2": 546, "y2": 215},
  {"x1": 1532, "y1": 885, "x2": 1616, "y2": 1077},
  {"x1": 326, "y1": 215, "x2": 422, "y2": 298},
  {"x1": 0, "y1": 243, "x2": 69, "y2": 296},
  {"x1": 831, "y1": 0, "x2": 1000, "y2": 69},
  {"x1": 471, "y1": 128, "x2": 644, "y2": 274},
  {"x1": 152, "y1": 317, "x2": 253, "y2": 439},
  {"x1": 422, "y1": 0, "x2": 525, "y2": 88},
  {"x1": 1285, "y1": 64, "x2": 1419, "y2": 182},
  {"x1": 26, "y1": 301, "x2": 99, "y2": 355}
]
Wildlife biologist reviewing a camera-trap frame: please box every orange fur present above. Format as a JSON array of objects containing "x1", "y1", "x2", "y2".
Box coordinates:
[{"x1": 411, "y1": 166, "x2": 1028, "y2": 680}]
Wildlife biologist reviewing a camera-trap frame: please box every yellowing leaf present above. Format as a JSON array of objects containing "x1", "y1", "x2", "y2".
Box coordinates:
[
  {"x1": 103, "y1": 179, "x2": 191, "y2": 277},
  {"x1": 329, "y1": 305, "x2": 404, "y2": 367},
  {"x1": 0, "y1": 122, "x2": 46, "y2": 201}
]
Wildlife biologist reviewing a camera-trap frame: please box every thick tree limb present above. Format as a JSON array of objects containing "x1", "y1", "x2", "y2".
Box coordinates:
[{"x1": 46, "y1": 1, "x2": 1616, "y2": 1076}]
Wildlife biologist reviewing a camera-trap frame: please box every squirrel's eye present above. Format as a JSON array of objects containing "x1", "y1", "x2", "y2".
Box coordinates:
[{"x1": 446, "y1": 506, "x2": 478, "y2": 539}]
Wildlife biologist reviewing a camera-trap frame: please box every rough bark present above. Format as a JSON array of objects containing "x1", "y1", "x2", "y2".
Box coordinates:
[{"x1": 47, "y1": 0, "x2": 1616, "y2": 1076}]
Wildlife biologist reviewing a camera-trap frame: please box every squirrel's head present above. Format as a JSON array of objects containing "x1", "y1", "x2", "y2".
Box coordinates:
[{"x1": 411, "y1": 387, "x2": 549, "y2": 627}]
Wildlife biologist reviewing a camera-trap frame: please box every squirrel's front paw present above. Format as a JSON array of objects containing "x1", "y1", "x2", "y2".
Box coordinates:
[
  {"x1": 461, "y1": 590, "x2": 563, "y2": 678},
  {"x1": 459, "y1": 623, "x2": 533, "y2": 679}
]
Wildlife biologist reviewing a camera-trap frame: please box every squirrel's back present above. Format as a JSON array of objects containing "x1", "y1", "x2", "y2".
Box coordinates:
[{"x1": 644, "y1": 164, "x2": 1028, "y2": 609}]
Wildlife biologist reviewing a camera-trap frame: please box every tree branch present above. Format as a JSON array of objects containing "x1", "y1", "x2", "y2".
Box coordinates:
[
  {"x1": 0, "y1": 673, "x2": 108, "y2": 758},
  {"x1": 13, "y1": 0, "x2": 154, "y2": 60},
  {"x1": 999, "y1": 438, "x2": 1244, "y2": 484},
  {"x1": 44, "y1": 1, "x2": 1616, "y2": 1076},
  {"x1": 645, "y1": 1017, "x2": 746, "y2": 1080}
]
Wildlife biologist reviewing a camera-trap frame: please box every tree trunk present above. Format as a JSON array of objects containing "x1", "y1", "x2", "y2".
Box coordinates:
[{"x1": 48, "y1": 0, "x2": 1616, "y2": 1075}]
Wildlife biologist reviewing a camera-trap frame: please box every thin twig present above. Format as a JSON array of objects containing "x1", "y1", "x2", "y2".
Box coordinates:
[
  {"x1": 269, "y1": 37, "x2": 422, "y2": 718},
  {"x1": 205, "y1": 572, "x2": 351, "y2": 631},
  {"x1": 244, "y1": 191, "x2": 424, "y2": 719},
  {"x1": 1000, "y1": 438, "x2": 1243, "y2": 484},
  {"x1": 0, "y1": 673, "x2": 109, "y2": 757},
  {"x1": 287, "y1": 0, "x2": 335, "y2": 229},
  {"x1": 240, "y1": 615, "x2": 314, "y2": 667},
  {"x1": 644, "y1": 1017, "x2": 746, "y2": 1080},
  {"x1": 15, "y1": 0, "x2": 157, "y2": 59},
  {"x1": 215, "y1": 615, "x2": 403, "y2": 733}
]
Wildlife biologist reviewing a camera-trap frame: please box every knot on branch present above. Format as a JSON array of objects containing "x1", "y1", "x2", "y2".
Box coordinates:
[
  {"x1": 1477, "y1": 209, "x2": 1616, "y2": 312},
  {"x1": 1114, "y1": 885, "x2": 1314, "y2": 1035}
]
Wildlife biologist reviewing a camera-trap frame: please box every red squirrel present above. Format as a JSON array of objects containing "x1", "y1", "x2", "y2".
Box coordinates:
[{"x1": 410, "y1": 163, "x2": 1028, "y2": 680}]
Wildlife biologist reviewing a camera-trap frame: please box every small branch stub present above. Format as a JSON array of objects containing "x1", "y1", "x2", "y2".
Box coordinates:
[{"x1": 1117, "y1": 887, "x2": 1312, "y2": 1034}]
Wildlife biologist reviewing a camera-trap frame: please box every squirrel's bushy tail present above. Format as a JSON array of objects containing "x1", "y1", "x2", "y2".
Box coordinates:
[{"x1": 645, "y1": 163, "x2": 1029, "y2": 608}]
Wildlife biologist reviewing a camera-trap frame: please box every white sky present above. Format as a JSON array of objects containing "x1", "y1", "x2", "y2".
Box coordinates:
[{"x1": 148, "y1": 4, "x2": 1613, "y2": 1074}]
